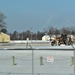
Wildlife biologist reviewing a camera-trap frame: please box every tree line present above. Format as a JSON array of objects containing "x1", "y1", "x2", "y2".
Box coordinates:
[
  {"x1": 9, "y1": 30, "x2": 44, "y2": 40},
  {"x1": 9, "y1": 26, "x2": 75, "y2": 40},
  {"x1": 0, "y1": 11, "x2": 75, "y2": 40}
]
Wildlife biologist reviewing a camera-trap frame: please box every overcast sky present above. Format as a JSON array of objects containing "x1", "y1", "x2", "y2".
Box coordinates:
[{"x1": 0, "y1": 0, "x2": 75, "y2": 33}]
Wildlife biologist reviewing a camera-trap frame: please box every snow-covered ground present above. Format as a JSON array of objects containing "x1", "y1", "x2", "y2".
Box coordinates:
[{"x1": 0, "y1": 44, "x2": 75, "y2": 75}]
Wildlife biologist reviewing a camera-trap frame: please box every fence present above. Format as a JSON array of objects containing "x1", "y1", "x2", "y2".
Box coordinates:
[
  {"x1": 0, "y1": 49, "x2": 74, "y2": 75},
  {"x1": 0, "y1": 72, "x2": 73, "y2": 75}
]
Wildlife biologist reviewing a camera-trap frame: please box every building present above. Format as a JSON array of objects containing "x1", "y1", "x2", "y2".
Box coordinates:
[
  {"x1": 42, "y1": 35, "x2": 50, "y2": 41},
  {"x1": 0, "y1": 32, "x2": 10, "y2": 43},
  {"x1": 42, "y1": 34, "x2": 57, "y2": 41}
]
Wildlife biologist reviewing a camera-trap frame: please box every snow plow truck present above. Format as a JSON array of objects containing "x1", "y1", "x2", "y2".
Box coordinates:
[{"x1": 51, "y1": 34, "x2": 73, "y2": 46}]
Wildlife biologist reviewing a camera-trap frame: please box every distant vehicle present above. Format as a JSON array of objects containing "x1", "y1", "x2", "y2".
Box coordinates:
[{"x1": 51, "y1": 34, "x2": 73, "y2": 46}]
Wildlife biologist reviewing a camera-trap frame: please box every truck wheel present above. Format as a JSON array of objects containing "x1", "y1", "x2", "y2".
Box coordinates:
[
  {"x1": 58, "y1": 43, "x2": 60, "y2": 46},
  {"x1": 51, "y1": 42, "x2": 54, "y2": 46}
]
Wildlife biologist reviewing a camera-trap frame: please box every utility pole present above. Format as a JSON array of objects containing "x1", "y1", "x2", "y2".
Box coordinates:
[
  {"x1": 32, "y1": 49, "x2": 34, "y2": 75},
  {"x1": 71, "y1": 45, "x2": 75, "y2": 75},
  {"x1": 74, "y1": 49, "x2": 75, "y2": 75},
  {"x1": 30, "y1": 28, "x2": 32, "y2": 41}
]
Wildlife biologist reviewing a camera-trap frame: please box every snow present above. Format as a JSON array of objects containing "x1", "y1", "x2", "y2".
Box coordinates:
[{"x1": 0, "y1": 43, "x2": 75, "y2": 75}]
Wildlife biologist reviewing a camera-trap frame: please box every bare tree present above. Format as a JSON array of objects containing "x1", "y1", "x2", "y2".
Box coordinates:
[{"x1": 0, "y1": 11, "x2": 6, "y2": 32}]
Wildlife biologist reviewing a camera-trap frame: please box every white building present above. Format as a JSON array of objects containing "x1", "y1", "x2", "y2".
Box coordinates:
[
  {"x1": 42, "y1": 35, "x2": 50, "y2": 41},
  {"x1": 42, "y1": 35, "x2": 57, "y2": 41}
]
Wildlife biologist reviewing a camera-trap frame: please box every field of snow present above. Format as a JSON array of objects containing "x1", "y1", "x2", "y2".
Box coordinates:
[{"x1": 0, "y1": 42, "x2": 75, "y2": 75}]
